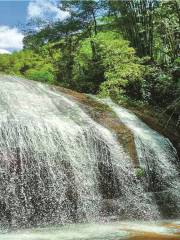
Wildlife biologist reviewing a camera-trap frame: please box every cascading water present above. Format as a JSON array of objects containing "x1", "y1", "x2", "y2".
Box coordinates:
[
  {"x1": 101, "y1": 98, "x2": 180, "y2": 218},
  {"x1": 0, "y1": 76, "x2": 160, "y2": 229}
]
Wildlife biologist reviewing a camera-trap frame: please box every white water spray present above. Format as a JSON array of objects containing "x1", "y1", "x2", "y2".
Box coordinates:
[
  {"x1": 0, "y1": 76, "x2": 160, "y2": 228},
  {"x1": 101, "y1": 98, "x2": 180, "y2": 217}
]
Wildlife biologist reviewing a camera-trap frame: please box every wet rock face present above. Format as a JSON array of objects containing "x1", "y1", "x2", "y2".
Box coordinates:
[
  {"x1": 53, "y1": 87, "x2": 180, "y2": 218},
  {"x1": 54, "y1": 85, "x2": 180, "y2": 166},
  {"x1": 53, "y1": 86, "x2": 139, "y2": 167},
  {"x1": 101, "y1": 99, "x2": 180, "y2": 218},
  {"x1": 129, "y1": 107, "x2": 180, "y2": 162}
]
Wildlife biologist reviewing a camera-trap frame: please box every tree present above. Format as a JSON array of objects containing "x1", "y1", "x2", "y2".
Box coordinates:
[
  {"x1": 97, "y1": 32, "x2": 144, "y2": 100},
  {"x1": 108, "y1": 0, "x2": 159, "y2": 58},
  {"x1": 153, "y1": 0, "x2": 180, "y2": 64},
  {"x1": 60, "y1": 0, "x2": 103, "y2": 36},
  {"x1": 72, "y1": 31, "x2": 144, "y2": 98}
]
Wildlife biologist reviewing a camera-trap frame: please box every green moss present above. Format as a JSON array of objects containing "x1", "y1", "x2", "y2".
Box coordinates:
[{"x1": 135, "y1": 167, "x2": 145, "y2": 178}]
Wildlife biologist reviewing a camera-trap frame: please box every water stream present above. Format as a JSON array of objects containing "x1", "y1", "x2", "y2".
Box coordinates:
[{"x1": 0, "y1": 220, "x2": 179, "y2": 240}]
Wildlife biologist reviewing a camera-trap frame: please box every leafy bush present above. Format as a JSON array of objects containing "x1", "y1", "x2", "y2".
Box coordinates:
[
  {"x1": 72, "y1": 36, "x2": 104, "y2": 93},
  {"x1": 25, "y1": 69, "x2": 55, "y2": 84},
  {"x1": 0, "y1": 49, "x2": 56, "y2": 84},
  {"x1": 97, "y1": 32, "x2": 145, "y2": 101},
  {"x1": 135, "y1": 168, "x2": 145, "y2": 178},
  {"x1": 73, "y1": 31, "x2": 144, "y2": 99},
  {"x1": 143, "y1": 64, "x2": 179, "y2": 107}
]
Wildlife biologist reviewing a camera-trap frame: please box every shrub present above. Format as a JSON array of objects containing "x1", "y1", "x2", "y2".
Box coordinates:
[
  {"x1": 97, "y1": 32, "x2": 145, "y2": 101},
  {"x1": 135, "y1": 167, "x2": 145, "y2": 178},
  {"x1": 25, "y1": 69, "x2": 55, "y2": 84}
]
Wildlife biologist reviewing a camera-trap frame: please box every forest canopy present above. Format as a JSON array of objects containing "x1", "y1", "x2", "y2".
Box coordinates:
[{"x1": 0, "y1": 0, "x2": 179, "y2": 120}]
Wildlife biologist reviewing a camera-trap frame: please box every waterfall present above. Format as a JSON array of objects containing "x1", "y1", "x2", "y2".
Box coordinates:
[
  {"x1": 0, "y1": 76, "x2": 160, "y2": 229},
  {"x1": 102, "y1": 98, "x2": 180, "y2": 218}
]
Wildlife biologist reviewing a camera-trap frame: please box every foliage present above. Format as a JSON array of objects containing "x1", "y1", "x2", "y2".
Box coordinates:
[
  {"x1": 0, "y1": 0, "x2": 179, "y2": 122},
  {"x1": 96, "y1": 32, "x2": 144, "y2": 100},
  {"x1": 25, "y1": 69, "x2": 54, "y2": 83},
  {"x1": 72, "y1": 33, "x2": 104, "y2": 93},
  {"x1": 108, "y1": 0, "x2": 159, "y2": 58},
  {"x1": 0, "y1": 49, "x2": 57, "y2": 84},
  {"x1": 60, "y1": 0, "x2": 103, "y2": 36},
  {"x1": 135, "y1": 168, "x2": 146, "y2": 178},
  {"x1": 153, "y1": 0, "x2": 179, "y2": 64},
  {"x1": 72, "y1": 31, "x2": 144, "y2": 98}
]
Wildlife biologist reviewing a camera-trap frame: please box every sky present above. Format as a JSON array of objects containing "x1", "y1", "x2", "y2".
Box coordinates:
[{"x1": 0, "y1": 0, "x2": 69, "y2": 54}]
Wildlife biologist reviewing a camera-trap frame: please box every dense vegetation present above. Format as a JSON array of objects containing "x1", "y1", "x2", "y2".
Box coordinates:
[{"x1": 0, "y1": 0, "x2": 179, "y2": 123}]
